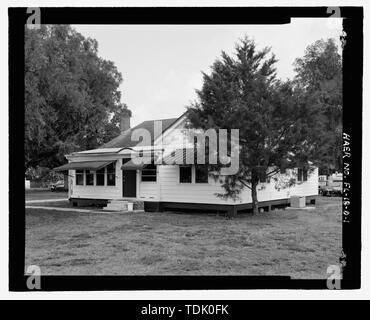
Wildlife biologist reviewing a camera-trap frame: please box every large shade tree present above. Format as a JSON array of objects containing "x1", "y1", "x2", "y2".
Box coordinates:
[
  {"x1": 294, "y1": 38, "x2": 342, "y2": 174},
  {"x1": 25, "y1": 25, "x2": 130, "y2": 169},
  {"x1": 187, "y1": 36, "x2": 325, "y2": 215}
]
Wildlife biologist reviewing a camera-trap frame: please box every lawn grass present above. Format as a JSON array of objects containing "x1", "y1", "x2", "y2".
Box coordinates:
[
  {"x1": 27, "y1": 200, "x2": 143, "y2": 210},
  {"x1": 26, "y1": 190, "x2": 68, "y2": 201},
  {"x1": 25, "y1": 196, "x2": 342, "y2": 278},
  {"x1": 28, "y1": 200, "x2": 101, "y2": 209},
  {"x1": 27, "y1": 200, "x2": 71, "y2": 207}
]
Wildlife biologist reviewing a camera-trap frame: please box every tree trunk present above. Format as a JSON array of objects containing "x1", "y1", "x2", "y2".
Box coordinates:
[{"x1": 251, "y1": 175, "x2": 259, "y2": 215}]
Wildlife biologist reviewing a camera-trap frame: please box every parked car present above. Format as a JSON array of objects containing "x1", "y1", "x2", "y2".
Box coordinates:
[
  {"x1": 321, "y1": 185, "x2": 342, "y2": 197},
  {"x1": 319, "y1": 173, "x2": 342, "y2": 197},
  {"x1": 50, "y1": 180, "x2": 66, "y2": 192}
]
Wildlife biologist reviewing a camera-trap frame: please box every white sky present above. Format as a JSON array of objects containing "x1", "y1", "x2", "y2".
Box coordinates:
[{"x1": 73, "y1": 19, "x2": 343, "y2": 126}]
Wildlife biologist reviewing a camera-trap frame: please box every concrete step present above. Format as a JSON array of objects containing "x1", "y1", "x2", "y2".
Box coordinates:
[
  {"x1": 104, "y1": 204, "x2": 127, "y2": 209},
  {"x1": 104, "y1": 206, "x2": 126, "y2": 211},
  {"x1": 103, "y1": 200, "x2": 135, "y2": 212},
  {"x1": 106, "y1": 203, "x2": 126, "y2": 207},
  {"x1": 103, "y1": 200, "x2": 128, "y2": 211}
]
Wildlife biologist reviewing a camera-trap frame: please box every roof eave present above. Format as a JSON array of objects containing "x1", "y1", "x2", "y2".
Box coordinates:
[{"x1": 66, "y1": 146, "x2": 165, "y2": 160}]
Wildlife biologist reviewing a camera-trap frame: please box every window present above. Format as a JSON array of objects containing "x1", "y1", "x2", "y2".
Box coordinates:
[
  {"x1": 107, "y1": 163, "x2": 116, "y2": 186},
  {"x1": 297, "y1": 168, "x2": 308, "y2": 182},
  {"x1": 180, "y1": 166, "x2": 192, "y2": 183},
  {"x1": 195, "y1": 165, "x2": 208, "y2": 183},
  {"x1": 259, "y1": 174, "x2": 267, "y2": 183},
  {"x1": 76, "y1": 170, "x2": 84, "y2": 185},
  {"x1": 96, "y1": 168, "x2": 105, "y2": 186},
  {"x1": 297, "y1": 168, "x2": 302, "y2": 182},
  {"x1": 303, "y1": 169, "x2": 308, "y2": 181},
  {"x1": 86, "y1": 170, "x2": 94, "y2": 185},
  {"x1": 142, "y1": 164, "x2": 157, "y2": 182}
]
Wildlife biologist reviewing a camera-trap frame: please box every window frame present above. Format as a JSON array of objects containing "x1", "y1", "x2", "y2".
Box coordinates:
[
  {"x1": 297, "y1": 168, "x2": 308, "y2": 182},
  {"x1": 75, "y1": 162, "x2": 118, "y2": 187},
  {"x1": 85, "y1": 170, "x2": 94, "y2": 186},
  {"x1": 179, "y1": 165, "x2": 192, "y2": 183},
  {"x1": 96, "y1": 167, "x2": 105, "y2": 186},
  {"x1": 195, "y1": 165, "x2": 209, "y2": 184},
  {"x1": 141, "y1": 164, "x2": 157, "y2": 182},
  {"x1": 297, "y1": 168, "x2": 302, "y2": 182},
  {"x1": 76, "y1": 170, "x2": 84, "y2": 186},
  {"x1": 107, "y1": 162, "x2": 116, "y2": 186},
  {"x1": 302, "y1": 168, "x2": 308, "y2": 181}
]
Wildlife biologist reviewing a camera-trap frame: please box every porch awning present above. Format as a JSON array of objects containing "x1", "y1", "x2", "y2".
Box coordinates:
[
  {"x1": 121, "y1": 159, "x2": 147, "y2": 170},
  {"x1": 162, "y1": 148, "x2": 191, "y2": 165},
  {"x1": 53, "y1": 160, "x2": 114, "y2": 171}
]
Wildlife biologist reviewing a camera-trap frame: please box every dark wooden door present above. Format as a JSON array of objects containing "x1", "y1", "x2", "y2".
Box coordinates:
[{"x1": 123, "y1": 170, "x2": 136, "y2": 197}]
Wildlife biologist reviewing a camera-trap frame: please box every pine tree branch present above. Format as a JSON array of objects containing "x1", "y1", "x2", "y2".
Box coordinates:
[
  {"x1": 266, "y1": 168, "x2": 280, "y2": 177},
  {"x1": 238, "y1": 178, "x2": 252, "y2": 190}
]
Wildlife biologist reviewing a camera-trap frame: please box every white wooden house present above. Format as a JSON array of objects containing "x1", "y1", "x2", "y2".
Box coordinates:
[{"x1": 55, "y1": 113, "x2": 318, "y2": 216}]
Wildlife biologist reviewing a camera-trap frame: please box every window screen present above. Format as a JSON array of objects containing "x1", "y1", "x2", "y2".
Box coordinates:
[
  {"x1": 96, "y1": 167, "x2": 105, "y2": 186},
  {"x1": 179, "y1": 166, "x2": 192, "y2": 183},
  {"x1": 76, "y1": 170, "x2": 84, "y2": 185},
  {"x1": 297, "y1": 168, "x2": 308, "y2": 182},
  {"x1": 86, "y1": 170, "x2": 94, "y2": 185},
  {"x1": 195, "y1": 165, "x2": 208, "y2": 183},
  {"x1": 142, "y1": 164, "x2": 157, "y2": 182},
  {"x1": 107, "y1": 163, "x2": 116, "y2": 186}
]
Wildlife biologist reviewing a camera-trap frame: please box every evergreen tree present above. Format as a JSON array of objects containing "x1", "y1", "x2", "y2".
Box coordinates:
[{"x1": 187, "y1": 37, "x2": 324, "y2": 215}]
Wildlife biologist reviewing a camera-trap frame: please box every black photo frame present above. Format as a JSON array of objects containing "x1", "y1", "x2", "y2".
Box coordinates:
[{"x1": 9, "y1": 6, "x2": 363, "y2": 291}]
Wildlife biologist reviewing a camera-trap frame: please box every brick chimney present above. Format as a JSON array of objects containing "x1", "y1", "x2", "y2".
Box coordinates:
[{"x1": 120, "y1": 114, "x2": 131, "y2": 133}]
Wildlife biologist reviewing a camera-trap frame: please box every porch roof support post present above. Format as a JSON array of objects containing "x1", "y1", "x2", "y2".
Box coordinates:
[
  {"x1": 156, "y1": 165, "x2": 161, "y2": 201},
  {"x1": 136, "y1": 169, "x2": 140, "y2": 200}
]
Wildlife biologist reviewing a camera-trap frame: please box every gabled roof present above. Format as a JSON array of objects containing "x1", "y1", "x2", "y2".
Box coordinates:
[{"x1": 100, "y1": 117, "x2": 178, "y2": 149}]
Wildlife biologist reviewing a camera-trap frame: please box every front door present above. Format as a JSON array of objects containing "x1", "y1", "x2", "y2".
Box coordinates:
[{"x1": 122, "y1": 169, "x2": 137, "y2": 197}]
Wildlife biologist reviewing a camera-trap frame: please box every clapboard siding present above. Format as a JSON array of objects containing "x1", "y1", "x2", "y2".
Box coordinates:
[
  {"x1": 68, "y1": 159, "x2": 318, "y2": 204},
  {"x1": 158, "y1": 165, "x2": 240, "y2": 204},
  {"x1": 72, "y1": 185, "x2": 121, "y2": 199},
  {"x1": 139, "y1": 182, "x2": 157, "y2": 200},
  {"x1": 69, "y1": 159, "x2": 123, "y2": 199},
  {"x1": 156, "y1": 165, "x2": 318, "y2": 205},
  {"x1": 239, "y1": 167, "x2": 318, "y2": 203}
]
